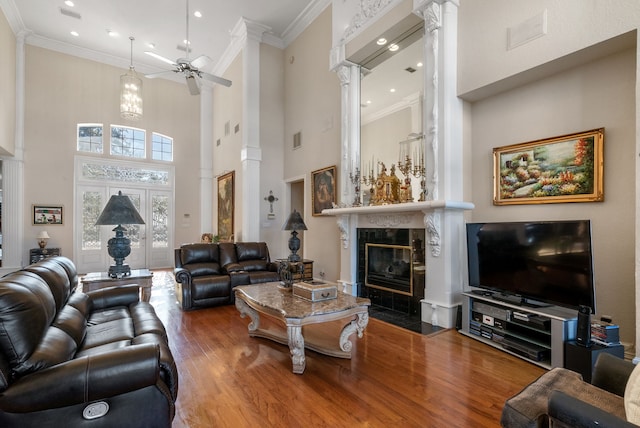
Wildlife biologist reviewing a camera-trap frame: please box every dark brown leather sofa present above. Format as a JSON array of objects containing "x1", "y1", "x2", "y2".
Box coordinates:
[
  {"x1": 0, "y1": 256, "x2": 178, "y2": 427},
  {"x1": 174, "y1": 242, "x2": 280, "y2": 310}
]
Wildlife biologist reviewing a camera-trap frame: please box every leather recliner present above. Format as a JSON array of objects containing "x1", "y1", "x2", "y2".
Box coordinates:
[
  {"x1": 0, "y1": 256, "x2": 178, "y2": 427},
  {"x1": 174, "y1": 241, "x2": 279, "y2": 310}
]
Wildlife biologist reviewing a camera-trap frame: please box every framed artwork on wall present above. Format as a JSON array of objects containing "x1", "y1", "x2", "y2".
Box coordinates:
[
  {"x1": 217, "y1": 171, "x2": 235, "y2": 241},
  {"x1": 33, "y1": 205, "x2": 63, "y2": 225},
  {"x1": 311, "y1": 165, "x2": 337, "y2": 216},
  {"x1": 494, "y1": 128, "x2": 604, "y2": 205}
]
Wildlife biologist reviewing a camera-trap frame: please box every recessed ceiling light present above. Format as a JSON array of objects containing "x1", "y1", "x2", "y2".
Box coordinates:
[
  {"x1": 147, "y1": 42, "x2": 155, "y2": 49},
  {"x1": 107, "y1": 30, "x2": 118, "y2": 37},
  {"x1": 70, "y1": 31, "x2": 79, "y2": 37},
  {"x1": 366, "y1": 100, "x2": 372, "y2": 104},
  {"x1": 417, "y1": 62, "x2": 423, "y2": 67},
  {"x1": 388, "y1": 44, "x2": 399, "y2": 52},
  {"x1": 390, "y1": 88, "x2": 396, "y2": 93},
  {"x1": 64, "y1": 0, "x2": 74, "y2": 6},
  {"x1": 183, "y1": 39, "x2": 191, "y2": 45},
  {"x1": 376, "y1": 38, "x2": 387, "y2": 46},
  {"x1": 194, "y1": 11, "x2": 202, "y2": 18}
]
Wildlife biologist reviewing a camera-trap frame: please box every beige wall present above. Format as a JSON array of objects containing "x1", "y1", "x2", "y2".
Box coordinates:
[
  {"x1": 284, "y1": 5, "x2": 342, "y2": 280},
  {"x1": 469, "y1": 48, "x2": 636, "y2": 344},
  {"x1": 23, "y1": 45, "x2": 200, "y2": 262},
  {"x1": 458, "y1": 0, "x2": 640, "y2": 98},
  {"x1": 0, "y1": 9, "x2": 15, "y2": 156}
]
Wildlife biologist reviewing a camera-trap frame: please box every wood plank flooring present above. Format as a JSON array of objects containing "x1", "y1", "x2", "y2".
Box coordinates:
[{"x1": 149, "y1": 271, "x2": 544, "y2": 427}]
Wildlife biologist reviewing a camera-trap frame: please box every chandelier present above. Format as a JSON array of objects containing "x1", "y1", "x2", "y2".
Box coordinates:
[{"x1": 120, "y1": 36, "x2": 143, "y2": 120}]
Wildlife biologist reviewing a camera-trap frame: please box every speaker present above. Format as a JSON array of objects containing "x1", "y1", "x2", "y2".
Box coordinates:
[{"x1": 576, "y1": 305, "x2": 592, "y2": 347}]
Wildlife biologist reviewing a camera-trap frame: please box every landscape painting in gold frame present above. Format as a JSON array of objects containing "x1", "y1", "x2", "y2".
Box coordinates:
[
  {"x1": 494, "y1": 128, "x2": 604, "y2": 205},
  {"x1": 217, "y1": 171, "x2": 235, "y2": 241}
]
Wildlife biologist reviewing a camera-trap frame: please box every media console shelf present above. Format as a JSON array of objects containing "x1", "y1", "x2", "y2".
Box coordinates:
[{"x1": 460, "y1": 292, "x2": 578, "y2": 369}]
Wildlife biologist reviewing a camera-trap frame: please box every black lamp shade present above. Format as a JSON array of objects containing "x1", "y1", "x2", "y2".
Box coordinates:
[{"x1": 95, "y1": 191, "x2": 145, "y2": 278}]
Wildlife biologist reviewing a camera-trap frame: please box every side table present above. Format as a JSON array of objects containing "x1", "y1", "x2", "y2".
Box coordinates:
[
  {"x1": 81, "y1": 268, "x2": 153, "y2": 302},
  {"x1": 30, "y1": 248, "x2": 61, "y2": 264},
  {"x1": 564, "y1": 340, "x2": 625, "y2": 382}
]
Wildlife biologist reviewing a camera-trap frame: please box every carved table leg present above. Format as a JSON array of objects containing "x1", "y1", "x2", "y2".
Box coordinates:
[
  {"x1": 340, "y1": 311, "x2": 369, "y2": 353},
  {"x1": 235, "y1": 298, "x2": 260, "y2": 332},
  {"x1": 287, "y1": 325, "x2": 306, "y2": 374}
]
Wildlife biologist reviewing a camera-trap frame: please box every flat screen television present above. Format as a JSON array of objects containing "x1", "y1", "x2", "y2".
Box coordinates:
[{"x1": 466, "y1": 220, "x2": 596, "y2": 312}]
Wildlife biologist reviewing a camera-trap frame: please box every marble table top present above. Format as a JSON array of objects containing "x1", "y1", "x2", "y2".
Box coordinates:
[{"x1": 235, "y1": 282, "x2": 370, "y2": 319}]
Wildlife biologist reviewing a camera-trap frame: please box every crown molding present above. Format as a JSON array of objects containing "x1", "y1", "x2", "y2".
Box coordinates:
[
  {"x1": 0, "y1": 0, "x2": 23, "y2": 34},
  {"x1": 281, "y1": 0, "x2": 331, "y2": 47}
]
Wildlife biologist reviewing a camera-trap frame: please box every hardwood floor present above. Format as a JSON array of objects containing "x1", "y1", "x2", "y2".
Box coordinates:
[{"x1": 149, "y1": 271, "x2": 544, "y2": 427}]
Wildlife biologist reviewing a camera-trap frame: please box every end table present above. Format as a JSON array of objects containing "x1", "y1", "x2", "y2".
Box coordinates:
[{"x1": 81, "y1": 269, "x2": 153, "y2": 302}]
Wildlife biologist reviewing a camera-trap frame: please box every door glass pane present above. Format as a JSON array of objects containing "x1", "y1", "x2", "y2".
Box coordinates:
[
  {"x1": 82, "y1": 191, "x2": 102, "y2": 250},
  {"x1": 152, "y1": 194, "x2": 169, "y2": 248},
  {"x1": 125, "y1": 193, "x2": 142, "y2": 249}
]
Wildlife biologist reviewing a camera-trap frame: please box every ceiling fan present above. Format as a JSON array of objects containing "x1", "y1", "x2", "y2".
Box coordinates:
[{"x1": 144, "y1": 0, "x2": 232, "y2": 95}]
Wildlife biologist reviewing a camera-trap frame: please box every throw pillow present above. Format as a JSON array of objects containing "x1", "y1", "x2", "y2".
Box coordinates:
[{"x1": 624, "y1": 361, "x2": 640, "y2": 423}]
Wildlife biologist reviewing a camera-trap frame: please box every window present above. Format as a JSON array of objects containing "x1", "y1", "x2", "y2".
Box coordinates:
[
  {"x1": 77, "y1": 124, "x2": 103, "y2": 153},
  {"x1": 111, "y1": 126, "x2": 145, "y2": 158},
  {"x1": 152, "y1": 133, "x2": 173, "y2": 161}
]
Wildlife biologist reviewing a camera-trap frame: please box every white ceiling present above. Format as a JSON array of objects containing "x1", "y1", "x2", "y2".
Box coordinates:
[{"x1": 5, "y1": 0, "x2": 320, "y2": 75}]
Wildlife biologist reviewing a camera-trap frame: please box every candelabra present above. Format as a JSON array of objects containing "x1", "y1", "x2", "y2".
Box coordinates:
[
  {"x1": 349, "y1": 167, "x2": 362, "y2": 207},
  {"x1": 412, "y1": 163, "x2": 427, "y2": 202},
  {"x1": 361, "y1": 168, "x2": 376, "y2": 205},
  {"x1": 397, "y1": 155, "x2": 414, "y2": 203}
]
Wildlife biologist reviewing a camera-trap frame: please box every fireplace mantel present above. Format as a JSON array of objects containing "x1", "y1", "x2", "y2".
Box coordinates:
[
  {"x1": 321, "y1": 200, "x2": 474, "y2": 216},
  {"x1": 321, "y1": 200, "x2": 474, "y2": 256}
]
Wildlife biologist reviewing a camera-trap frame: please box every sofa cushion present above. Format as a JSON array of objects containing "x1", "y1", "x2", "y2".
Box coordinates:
[
  {"x1": 180, "y1": 244, "x2": 219, "y2": 265},
  {"x1": 238, "y1": 260, "x2": 268, "y2": 272},
  {"x1": 236, "y1": 242, "x2": 269, "y2": 262},
  {"x1": 192, "y1": 276, "x2": 231, "y2": 300},
  {"x1": 52, "y1": 305, "x2": 87, "y2": 347},
  {"x1": 23, "y1": 261, "x2": 72, "y2": 312},
  {"x1": 13, "y1": 327, "x2": 77, "y2": 376},
  {"x1": 185, "y1": 263, "x2": 221, "y2": 276},
  {"x1": 0, "y1": 274, "x2": 57, "y2": 367}
]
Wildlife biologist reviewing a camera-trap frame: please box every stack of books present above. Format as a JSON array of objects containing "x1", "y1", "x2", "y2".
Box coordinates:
[{"x1": 591, "y1": 321, "x2": 620, "y2": 347}]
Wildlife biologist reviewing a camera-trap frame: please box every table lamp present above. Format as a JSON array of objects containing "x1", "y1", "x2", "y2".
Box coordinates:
[
  {"x1": 95, "y1": 191, "x2": 145, "y2": 278},
  {"x1": 282, "y1": 209, "x2": 307, "y2": 262},
  {"x1": 36, "y1": 231, "x2": 50, "y2": 249}
]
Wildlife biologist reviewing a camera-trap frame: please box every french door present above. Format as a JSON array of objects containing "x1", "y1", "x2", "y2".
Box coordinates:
[{"x1": 75, "y1": 157, "x2": 174, "y2": 274}]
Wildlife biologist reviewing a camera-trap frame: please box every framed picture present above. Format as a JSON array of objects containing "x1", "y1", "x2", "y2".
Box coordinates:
[
  {"x1": 312, "y1": 165, "x2": 337, "y2": 216},
  {"x1": 494, "y1": 128, "x2": 604, "y2": 205},
  {"x1": 33, "y1": 205, "x2": 63, "y2": 225},
  {"x1": 217, "y1": 171, "x2": 235, "y2": 241}
]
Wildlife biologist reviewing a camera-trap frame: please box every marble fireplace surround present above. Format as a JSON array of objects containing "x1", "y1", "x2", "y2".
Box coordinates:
[{"x1": 323, "y1": 199, "x2": 473, "y2": 328}]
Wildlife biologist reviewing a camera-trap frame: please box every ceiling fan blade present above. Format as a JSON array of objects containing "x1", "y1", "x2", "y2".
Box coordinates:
[
  {"x1": 186, "y1": 75, "x2": 201, "y2": 95},
  {"x1": 190, "y1": 55, "x2": 212, "y2": 70},
  {"x1": 145, "y1": 51, "x2": 178, "y2": 66},
  {"x1": 145, "y1": 70, "x2": 175, "y2": 79},
  {"x1": 199, "y1": 71, "x2": 232, "y2": 87}
]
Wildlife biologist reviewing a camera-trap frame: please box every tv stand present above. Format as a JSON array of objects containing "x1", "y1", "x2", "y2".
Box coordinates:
[{"x1": 460, "y1": 292, "x2": 578, "y2": 369}]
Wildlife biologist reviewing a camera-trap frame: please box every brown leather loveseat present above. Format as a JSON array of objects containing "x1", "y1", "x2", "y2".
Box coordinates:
[
  {"x1": 174, "y1": 242, "x2": 280, "y2": 310},
  {"x1": 0, "y1": 256, "x2": 178, "y2": 427}
]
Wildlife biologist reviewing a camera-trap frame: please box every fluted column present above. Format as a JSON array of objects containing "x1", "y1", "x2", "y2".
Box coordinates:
[{"x1": 200, "y1": 86, "x2": 213, "y2": 234}]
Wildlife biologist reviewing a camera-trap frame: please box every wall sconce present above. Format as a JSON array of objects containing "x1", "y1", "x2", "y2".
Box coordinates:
[{"x1": 36, "y1": 231, "x2": 50, "y2": 249}]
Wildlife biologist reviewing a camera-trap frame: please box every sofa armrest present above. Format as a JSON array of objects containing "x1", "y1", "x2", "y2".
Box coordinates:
[
  {"x1": 173, "y1": 267, "x2": 191, "y2": 285},
  {"x1": 0, "y1": 344, "x2": 162, "y2": 412},
  {"x1": 85, "y1": 284, "x2": 141, "y2": 310},
  {"x1": 592, "y1": 353, "x2": 635, "y2": 396},
  {"x1": 548, "y1": 390, "x2": 635, "y2": 428}
]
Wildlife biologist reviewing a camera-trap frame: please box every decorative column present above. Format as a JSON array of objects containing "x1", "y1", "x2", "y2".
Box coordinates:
[
  {"x1": 333, "y1": 62, "x2": 361, "y2": 294},
  {"x1": 415, "y1": 0, "x2": 466, "y2": 328},
  {"x1": 200, "y1": 86, "x2": 213, "y2": 234},
  {"x1": 235, "y1": 19, "x2": 270, "y2": 242},
  {"x1": 1, "y1": 30, "x2": 28, "y2": 272}
]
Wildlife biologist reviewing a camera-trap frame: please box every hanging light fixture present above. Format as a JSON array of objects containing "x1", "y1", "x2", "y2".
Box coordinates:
[{"x1": 120, "y1": 36, "x2": 143, "y2": 120}]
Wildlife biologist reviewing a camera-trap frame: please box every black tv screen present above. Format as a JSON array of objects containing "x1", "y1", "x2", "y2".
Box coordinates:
[{"x1": 466, "y1": 220, "x2": 595, "y2": 312}]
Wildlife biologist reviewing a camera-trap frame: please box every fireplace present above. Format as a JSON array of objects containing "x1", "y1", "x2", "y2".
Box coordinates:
[
  {"x1": 358, "y1": 228, "x2": 425, "y2": 315},
  {"x1": 365, "y1": 244, "x2": 412, "y2": 295}
]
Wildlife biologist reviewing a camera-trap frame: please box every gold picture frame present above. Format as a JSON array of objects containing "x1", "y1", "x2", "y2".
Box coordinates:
[
  {"x1": 311, "y1": 165, "x2": 337, "y2": 216},
  {"x1": 494, "y1": 128, "x2": 604, "y2": 205},
  {"x1": 217, "y1": 171, "x2": 235, "y2": 241}
]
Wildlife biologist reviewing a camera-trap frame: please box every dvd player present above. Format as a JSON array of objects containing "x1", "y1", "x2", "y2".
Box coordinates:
[{"x1": 502, "y1": 337, "x2": 549, "y2": 362}]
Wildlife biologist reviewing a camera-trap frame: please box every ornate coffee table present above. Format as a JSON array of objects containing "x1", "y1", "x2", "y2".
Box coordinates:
[{"x1": 234, "y1": 283, "x2": 370, "y2": 374}]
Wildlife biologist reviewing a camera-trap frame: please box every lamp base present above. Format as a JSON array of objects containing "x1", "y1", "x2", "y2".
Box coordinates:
[{"x1": 108, "y1": 264, "x2": 131, "y2": 278}]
